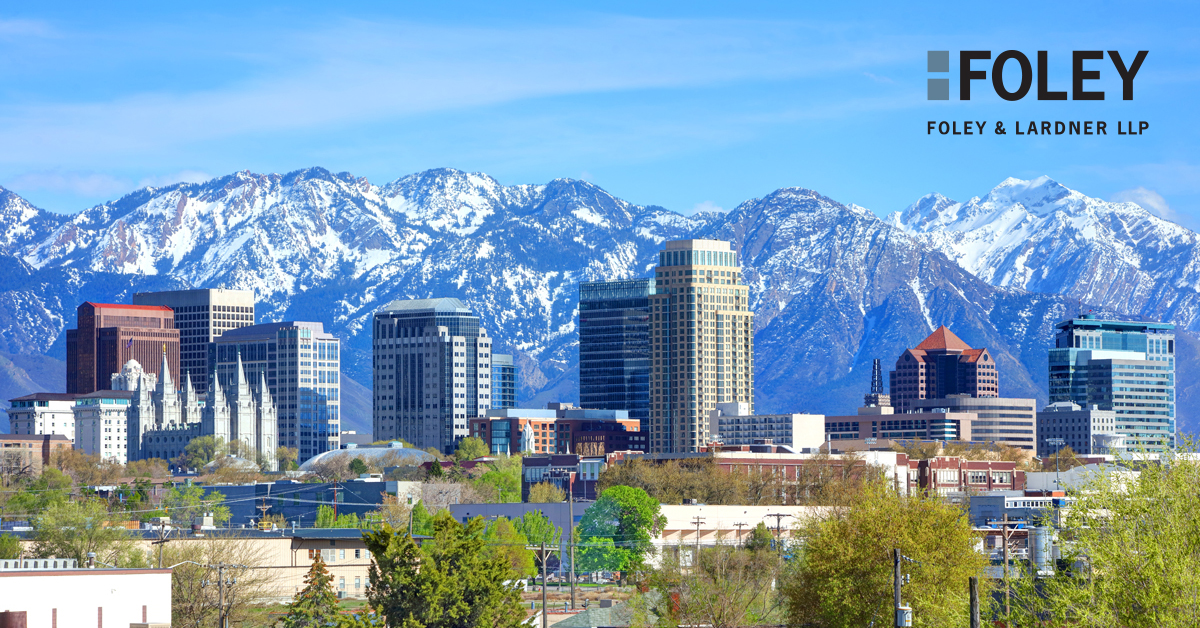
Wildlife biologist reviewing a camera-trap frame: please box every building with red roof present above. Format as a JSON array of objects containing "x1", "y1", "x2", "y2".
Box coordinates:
[{"x1": 889, "y1": 326, "x2": 999, "y2": 413}]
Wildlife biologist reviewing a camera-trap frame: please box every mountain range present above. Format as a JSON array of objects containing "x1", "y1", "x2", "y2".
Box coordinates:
[{"x1": 0, "y1": 169, "x2": 1194, "y2": 435}]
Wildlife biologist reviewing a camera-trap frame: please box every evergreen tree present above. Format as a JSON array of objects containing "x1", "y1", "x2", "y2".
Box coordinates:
[
  {"x1": 282, "y1": 554, "x2": 341, "y2": 627},
  {"x1": 364, "y1": 513, "x2": 525, "y2": 628}
]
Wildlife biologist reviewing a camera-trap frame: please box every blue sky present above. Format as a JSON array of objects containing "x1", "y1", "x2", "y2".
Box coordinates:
[{"x1": 1, "y1": 1, "x2": 1197, "y2": 225}]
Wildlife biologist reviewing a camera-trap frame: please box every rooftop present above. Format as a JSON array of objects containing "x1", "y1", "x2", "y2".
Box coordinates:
[
  {"x1": 915, "y1": 326, "x2": 973, "y2": 351},
  {"x1": 217, "y1": 321, "x2": 335, "y2": 341},
  {"x1": 83, "y1": 302, "x2": 174, "y2": 312},
  {"x1": 378, "y1": 297, "x2": 473, "y2": 314},
  {"x1": 1055, "y1": 316, "x2": 1175, "y2": 332},
  {"x1": 7, "y1": 392, "x2": 78, "y2": 403}
]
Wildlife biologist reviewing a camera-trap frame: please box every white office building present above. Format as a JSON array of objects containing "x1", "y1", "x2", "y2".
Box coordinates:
[
  {"x1": 6, "y1": 393, "x2": 79, "y2": 444},
  {"x1": 74, "y1": 390, "x2": 134, "y2": 464},
  {"x1": 711, "y1": 402, "x2": 825, "y2": 451},
  {"x1": 133, "y1": 288, "x2": 257, "y2": 395}
]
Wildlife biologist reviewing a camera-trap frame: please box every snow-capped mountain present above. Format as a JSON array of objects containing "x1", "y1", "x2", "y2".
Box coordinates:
[
  {"x1": 889, "y1": 176, "x2": 1200, "y2": 329},
  {"x1": 0, "y1": 169, "x2": 1194, "y2": 434}
]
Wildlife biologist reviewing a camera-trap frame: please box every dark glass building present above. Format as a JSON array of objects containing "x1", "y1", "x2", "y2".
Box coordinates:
[
  {"x1": 578, "y1": 279, "x2": 655, "y2": 429},
  {"x1": 491, "y1": 353, "x2": 516, "y2": 409}
]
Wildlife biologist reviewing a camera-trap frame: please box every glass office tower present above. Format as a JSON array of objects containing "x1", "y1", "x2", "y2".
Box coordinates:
[
  {"x1": 491, "y1": 354, "x2": 517, "y2": 409},
  {"x1": 578, "y1": 279, "x2": 655, "y2": 429},
  {"x1": 212, "y1": 321, "x2": 341, "y2": 462},
  {"x1": 1048, "y1": 315, "x2": 1175, "y2": 451}
]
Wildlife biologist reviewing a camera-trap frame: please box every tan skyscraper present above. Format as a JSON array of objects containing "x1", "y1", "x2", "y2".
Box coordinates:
[{"x1": 649, "y1": 239, "x2": 753, "y2": 453}]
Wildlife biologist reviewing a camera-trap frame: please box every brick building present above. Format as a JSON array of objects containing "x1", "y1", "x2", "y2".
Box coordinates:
[
  {"x1": 469, "y1": 403, "x2": 646, "y2": 456},
  {"x1": 0, "y1": 433, "x2": 73, "y2": 477},
  {"x1": 66, "y1": 302, "x2": 179, "y2": 395},
  {"x1": 889, "y1": 326, "x2": 999, "y2": 413}
]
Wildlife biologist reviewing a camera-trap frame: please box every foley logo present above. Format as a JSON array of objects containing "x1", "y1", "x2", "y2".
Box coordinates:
[{"x1": 927, "y1": 50, "x2": 1148, "y2": 101}]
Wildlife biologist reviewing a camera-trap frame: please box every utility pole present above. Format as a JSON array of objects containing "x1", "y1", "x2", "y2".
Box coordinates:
[
  {"x1": 969, "y1": 576, "x2": 980, "y2": 628},
  {"x1": 569, "y1": 472, "x2": 576, "y2": 610},
  {"x1": 691, "y1": 516, "x2": 705, "y2": 563},
  {"x1": 151, "y1": 521, "x2": 169, "y2": 569},
  {"x1": 217, "y1": 562, "x2": 226, "y2": 628},
  {"x1": 1000, "y1": 514, "x2": 1018, "y2": 619},
  {"x1": 734, "y1": 522, "x2": 748, "y2": 547},
  {"x1": 764, "y1": 513, "x2": 791, "y2": 554},
  {"x1": 893, "y1": 549, "x2": 902, "y2": 628},
  {"x1": 541, "y1": 541, "x2": 548, "y2": 628}
]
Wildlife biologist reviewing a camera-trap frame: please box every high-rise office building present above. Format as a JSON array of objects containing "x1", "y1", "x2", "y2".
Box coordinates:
[
  {"x1": 889, "y1": 326, "x2": 999, "y2": 413},
  {"x1": 212, "y1": 322, "x2": 340, "y2": 461},
  {"x1": 491, "y1": 354, "x2": 516, "y2": 409},
  {"x1": 133, "y1": 288, "x2": 256, "y2": 395},
  {"x1": 66, "y1": 302, "x2": 180, "y2": 395},
  {"x1": 1048, "y1": 315, "x2": 1175, "y2": 451},
  {"x1": 578, "y1": 278, "x2": 654, "y2": 428},
  {"x1": 649, "y1": 239, "x2": 753, "y2": 453},
  {"x1": 372, "y1": 298, "x2": 494, "y2": 453}
]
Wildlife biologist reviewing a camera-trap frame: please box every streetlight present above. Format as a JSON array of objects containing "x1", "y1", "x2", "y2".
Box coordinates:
[{"x1": 1045, "y1": 438, "x2": 1066, "y2": 491}]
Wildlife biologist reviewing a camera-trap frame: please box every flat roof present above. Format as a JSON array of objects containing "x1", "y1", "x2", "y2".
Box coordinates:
[
  {"x1": 1055, "y1": 317, "x2": 1174, "y2": 332},
  {"x1": 0, "y1": 433, "x2": 72, "y2": 442},
  {"x1": 216, "y1": 321, "x2": 335, "y2": 341},
  {"x1": 377, "y1": 297, "x2": 473, "y2": 314},
  {"x1": 7, "y1": 392, "x2": 78, "y2": 403},
  {"x1": 84, "y1": 302, "x2": 174, "y2": 312}
]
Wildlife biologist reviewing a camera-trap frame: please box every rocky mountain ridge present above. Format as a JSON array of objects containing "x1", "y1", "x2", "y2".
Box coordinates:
[{"x1": 0, "y1": 169, "x2": 1194, "y2": 434}]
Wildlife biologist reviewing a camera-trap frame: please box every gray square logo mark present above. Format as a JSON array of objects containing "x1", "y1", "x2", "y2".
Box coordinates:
[
  {"x1": 928, "y1": 50, "x2": 949, "y2": 73},
  {"x1": 928, "y1": 78, "x2": 949, "y2": 100}
]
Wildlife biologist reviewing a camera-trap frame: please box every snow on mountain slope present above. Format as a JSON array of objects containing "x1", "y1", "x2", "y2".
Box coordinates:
[
  {"x1": 889, "y1": 177, "x2": 1200, "y2": 329},
  {"x1": 0, "y1": 169, "x2": 1194, "y2": 432}
]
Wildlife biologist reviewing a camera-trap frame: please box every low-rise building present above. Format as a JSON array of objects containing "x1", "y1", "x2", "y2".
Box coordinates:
[
  {"x1": 1036, "y1": 401, "x2": 1120, "y2": 456},
  {"x1": 0, "y1": 433, "x2": 72, "y2": 477},
  {"x1": 909, "y1": 396, "x2": 1037, "y2": 450},
  {"x1": 710, "y1": 402, "x2": 824, "y2": 452},
  {"x1": 916, "y1": 456, "x2": 1026, "y2": 496},
  {"x1": 522, "y1": 453, "x2": 608, "y2": 501},
  {"x1": 470, "y1": 403, "x2": 646, "y2": 456},
  {"x1": 6, "y1": 393, "x2": 79, "y2": 443},
  {"x1": 0, "y1": 561, "x2": 172, "y2": 627}
]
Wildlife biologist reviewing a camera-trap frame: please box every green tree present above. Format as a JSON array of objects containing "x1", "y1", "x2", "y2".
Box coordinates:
[
  {"x1": 315, "y1": 505, "x2": 362, "y2": 529},
  {"x1": 1008, "y1": 444, "x2": 1200, "y2": 627},
  {"x1": 162, "y1": 484, "x2": 232, "y2": 526},
  {"x1": 527, "y1": 482, "x2": 565, "y2": 503},
  {"x1": 453, "y1": 436, "x2": 489, "y2": 462},
  {"x1": 349, "y1": 457, "x2": 370, "y2": 476},
  {"x1": 364, "y1": 512, "x2": 526, "y2": 628},
  {"x1": 410, "y1": 502, "x2": 434, "y2": 536},
  {"x1": 744, "y1": 522, "x2": 774, "y2": 551},
  {"x1": 483, "y1": 517, "x2": 536, "y2": 577},
  {"x1": 3, "y1": 467, "x2": 72, "y2": 514},
  {"x1": 780, "y1": 475, "x2": 988, "y2": 628},
  {"x1": 0, "y1": 534, "x2": 22, "y2": 559},
  {"x1": 644, "y1": 543, "x2": 782, "y2": 628},
  {"x1": 513, "y1": 510, "x2": 561, "y2": 548},
  {"x1": 31, "y1": 498, "x2": 145, "y2": 566},
  {"x1": 282, "y1": 554, "x2": 341, "y2": 628},
  {"x1": 183, "y1": 436, "x2": 226, "y2": 468},
  {"x1": 474, "y1": 454, "x2": 522, "y2": 503},
  {"x1": 276, "y1": 446, "x2": 300, "y2": 471},
  {"x1": 426, "y1": 460, "x2": 445, "y2": 479},
  {"x1": 576, "y1": 536, "x2": 623, "y2": 572},
  {"x1": 577, "y1": 486, "x2": 666, "y2": 571}
]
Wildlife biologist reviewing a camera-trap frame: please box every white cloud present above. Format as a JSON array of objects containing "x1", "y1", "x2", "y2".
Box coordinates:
[
  {"x1": 863, "y1": 71, "x2": 894, "y2": 84},
  {"x1": 1110, "y1": 187, "x2": 1174, "y2": 220},
  {"x1": 690, "y1": 200, "x2": 725, "y2": 214},
  {"x1": 0, "y1": 18, "x2": 55, "y2": 39},
  {"x1": 0, "y1": 16, "x2": 918, "y2": 166}
]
